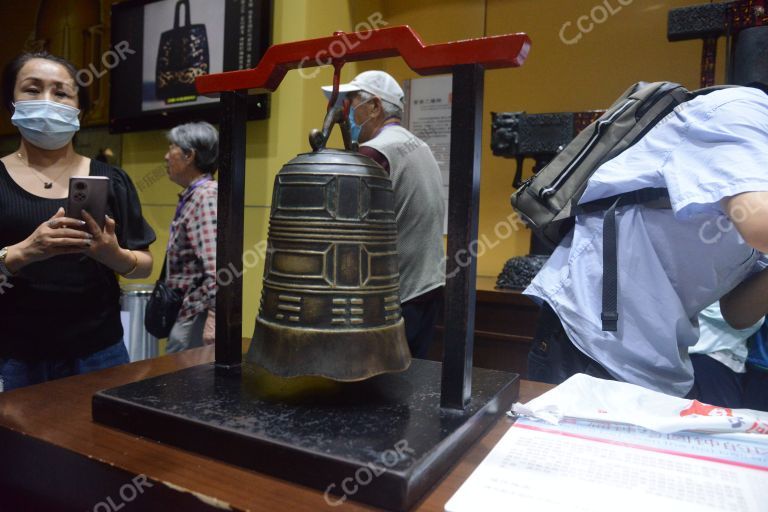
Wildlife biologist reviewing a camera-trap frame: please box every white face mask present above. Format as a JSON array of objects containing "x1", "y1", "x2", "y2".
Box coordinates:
[{"x1": 11, "y1": 100, "x2": 81, "y2": 150}]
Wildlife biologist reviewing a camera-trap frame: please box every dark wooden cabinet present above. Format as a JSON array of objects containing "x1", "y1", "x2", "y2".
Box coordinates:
[{"x1": 430, "y1": 276, "x2": 540, "y2": 376}]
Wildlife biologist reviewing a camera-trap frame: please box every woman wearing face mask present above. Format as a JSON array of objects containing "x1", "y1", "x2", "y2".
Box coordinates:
[{"x1": 0, "y1": 52, "x2": 155, "y2": 391}]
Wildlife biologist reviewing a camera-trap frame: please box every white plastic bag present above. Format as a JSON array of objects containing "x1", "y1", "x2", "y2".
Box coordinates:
[{"x1": 512, "y1": 373, "x2": 768, "y2": 435}]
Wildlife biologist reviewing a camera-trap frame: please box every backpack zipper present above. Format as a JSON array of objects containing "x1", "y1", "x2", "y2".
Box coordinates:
[{"x1": 539, "y1": 98, "x2": 638, "y2": 200}]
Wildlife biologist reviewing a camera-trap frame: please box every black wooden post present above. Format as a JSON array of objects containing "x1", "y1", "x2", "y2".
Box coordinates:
[
  {"x1": 440, "y1": 64, "x2": 484, "y2": 409},
  {"x1": 215, "y1": 90, "x2": 248, "y2": 368}
]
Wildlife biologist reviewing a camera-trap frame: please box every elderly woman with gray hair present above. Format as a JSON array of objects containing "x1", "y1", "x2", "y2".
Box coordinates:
[{"x1": 163, "y1": 121, "x2": 219, "y2": 351}]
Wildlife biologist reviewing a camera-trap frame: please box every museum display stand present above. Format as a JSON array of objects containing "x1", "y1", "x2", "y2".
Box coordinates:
[{"x1": 92, "y1": 26, "x2": 531, "y2": 511}]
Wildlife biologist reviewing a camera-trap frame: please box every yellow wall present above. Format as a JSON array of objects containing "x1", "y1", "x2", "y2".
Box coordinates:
[
  {"x1": 361, "y1": 0, "x2": 725, "y2": 278},
  {"x1": 0, "y1": 0, "x2": 717, "y2": 338},
  {"x1": 122, "y1": 0, "x2": 383, "y2": 338},
  {"x1": 477, "y1": 0, "x2": 725, "y2": 275},
  {"x1": 122, "y1": 0, "x2": 721, "y2": 338}
]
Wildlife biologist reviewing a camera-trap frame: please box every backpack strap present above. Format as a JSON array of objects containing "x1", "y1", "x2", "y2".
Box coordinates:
[
  {"x1": 159, "y1": 253, "x2": 169, "y2": 282},
  {"x1": 574, "y1": 187, "x2": 671, "y2": 332},
  {"x1": 573, "y1": 187, "x2": 671, "y2": 215},
  {"x1": 601, "y1": 197, "x2": 621, "y2": 331}
]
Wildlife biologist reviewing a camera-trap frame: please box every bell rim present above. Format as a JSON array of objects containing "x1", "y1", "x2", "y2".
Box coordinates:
[{"x1": 248, "y1": 317, "x2": 411, "y2": 382}]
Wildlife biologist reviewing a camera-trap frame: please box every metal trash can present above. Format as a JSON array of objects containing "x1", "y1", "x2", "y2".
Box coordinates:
[{"x1": 120, "y1": 284, "x2": 159, "y2": 362}]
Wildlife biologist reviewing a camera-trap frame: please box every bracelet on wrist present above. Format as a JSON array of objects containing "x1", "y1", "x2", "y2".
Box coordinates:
[{"x1": 119, "y1": 250, "x2": 139, "y2": 277}]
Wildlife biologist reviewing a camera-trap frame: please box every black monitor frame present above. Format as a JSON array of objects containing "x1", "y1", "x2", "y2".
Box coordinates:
[{"x1": 109, "y1": 0, "x2": 272, "y2": 133}]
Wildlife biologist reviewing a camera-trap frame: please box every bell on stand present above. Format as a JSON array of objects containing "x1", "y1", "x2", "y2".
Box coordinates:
[{"x1": 247, "y1": 105, "x2": 410, "y2": 382}]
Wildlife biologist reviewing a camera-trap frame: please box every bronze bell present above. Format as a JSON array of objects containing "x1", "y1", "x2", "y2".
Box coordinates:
[{"x1": 247, "y1": 106, "x2": 410, "y2": 381}]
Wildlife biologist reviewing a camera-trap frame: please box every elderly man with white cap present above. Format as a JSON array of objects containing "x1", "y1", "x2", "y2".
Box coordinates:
[{"x1": 322, "y1": 70, "x2": 445, "y2": 358}]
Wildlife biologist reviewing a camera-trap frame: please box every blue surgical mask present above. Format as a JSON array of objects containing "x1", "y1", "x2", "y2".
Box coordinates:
[
  {"x1": 348, "y1": 98, "x2": 373, "y2": 143},
  {"x1": 11, "y1": 100, "x2": 81, "y2": 150}
]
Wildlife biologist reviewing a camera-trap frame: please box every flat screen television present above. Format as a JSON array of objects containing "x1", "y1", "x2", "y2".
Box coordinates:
[{"x1": 109, "y1": 0, "x2": 272, "y2": 133}]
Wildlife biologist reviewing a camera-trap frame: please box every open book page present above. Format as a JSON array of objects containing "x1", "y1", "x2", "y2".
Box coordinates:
[{"x1": 445, "y1": 417, "x2": 768, "y2": 512}]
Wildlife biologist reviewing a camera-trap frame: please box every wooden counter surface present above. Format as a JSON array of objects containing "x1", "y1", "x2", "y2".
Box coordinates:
[{"x1": 0, "y1": 344, "x2": 553, "y2": 511}]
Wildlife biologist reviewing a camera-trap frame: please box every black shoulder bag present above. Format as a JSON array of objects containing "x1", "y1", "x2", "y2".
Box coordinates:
[{"x1": 145, "y1": 255, "x2": 182, "y2": 339}]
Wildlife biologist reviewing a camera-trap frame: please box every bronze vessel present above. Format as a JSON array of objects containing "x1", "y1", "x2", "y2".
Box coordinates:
[{"x1": 247, "y1": 107, "x2": 410, "y2": 381}]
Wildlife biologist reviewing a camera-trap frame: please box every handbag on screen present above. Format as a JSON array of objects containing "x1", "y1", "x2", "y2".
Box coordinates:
[
  {"x1": 155, "y1": 0, "x2": 210, "y2": 101},
  {"x1": 144, "y1": 255, "x2": 182, "y2": 339}
]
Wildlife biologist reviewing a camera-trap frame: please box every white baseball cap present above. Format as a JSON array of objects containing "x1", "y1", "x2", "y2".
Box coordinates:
[{"x1": 321, "y1": 70, "x2": 405, "y2": 110}]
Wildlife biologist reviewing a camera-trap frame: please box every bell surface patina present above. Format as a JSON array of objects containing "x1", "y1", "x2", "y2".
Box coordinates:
[{"x1": 248, "y1": 108, "x2": 410, "y2": 381}]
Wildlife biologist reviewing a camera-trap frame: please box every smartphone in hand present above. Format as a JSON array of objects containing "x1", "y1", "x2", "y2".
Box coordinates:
[{"x1": 66, "y1": 176, "x2": 109, "y2": 230}]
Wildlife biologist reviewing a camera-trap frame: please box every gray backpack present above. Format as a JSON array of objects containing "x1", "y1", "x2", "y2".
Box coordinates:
[{"x1": 510, "y1": 81, "x2": 731, "y2": 330}]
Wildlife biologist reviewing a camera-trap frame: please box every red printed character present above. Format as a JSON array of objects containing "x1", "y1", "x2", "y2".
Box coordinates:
[{"x1": 680, "y1": 400, "x2": 733, "y2": 417}]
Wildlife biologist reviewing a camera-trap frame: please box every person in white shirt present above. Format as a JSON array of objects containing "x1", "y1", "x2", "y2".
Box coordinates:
[
  {"x1": 689, "y1": 302, "x2": 763, "y2": 407},
  {"x1": 322, "y1": 71, "x2": 446, "y2": 358},
  {"x1": 525, "y1": 83, "x2": 768, "y2": 398}
]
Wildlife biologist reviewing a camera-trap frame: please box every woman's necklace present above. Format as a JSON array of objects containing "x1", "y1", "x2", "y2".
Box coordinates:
[{"x1": 16, "y1": 152, "x2": 76, "y2": 189}]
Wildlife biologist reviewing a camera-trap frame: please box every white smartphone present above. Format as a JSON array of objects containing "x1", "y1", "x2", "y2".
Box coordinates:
[{"x1": 66, "y1": 176, "x2": 110, "y2": 230}]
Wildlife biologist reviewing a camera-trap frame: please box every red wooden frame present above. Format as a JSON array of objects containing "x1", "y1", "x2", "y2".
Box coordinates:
[{"x1": 196, "y1": 25, "x2": 531, "y2": 94}]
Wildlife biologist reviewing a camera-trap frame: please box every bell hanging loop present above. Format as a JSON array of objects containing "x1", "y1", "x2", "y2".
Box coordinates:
[{"x1": 309, "y1": 105, "x2": 357, "y2": 152}]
